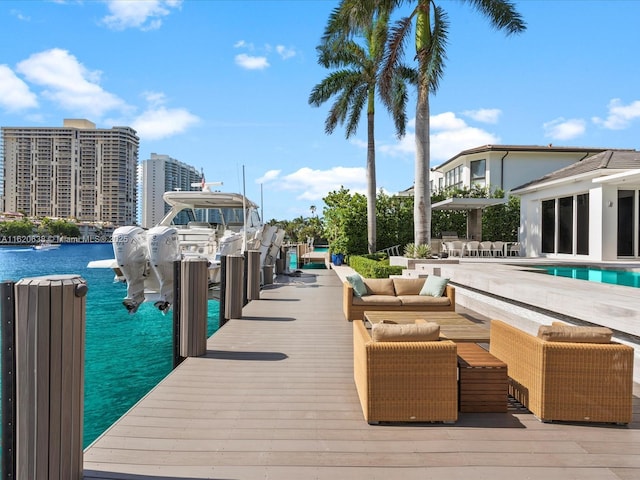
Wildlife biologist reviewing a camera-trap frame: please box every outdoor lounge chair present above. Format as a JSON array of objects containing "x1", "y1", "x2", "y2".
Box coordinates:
[
  {"x1": 353, "y1": 320, "x2": 458, "y2": 424},
  {"x1": 489, "y1": 320, "x2": 634, "y2": 424},
  {"x1": 464, "y1": 240, "x2": 479, "y2": 256},
  {"x1": 479, "y1": 241, "x2": 493, "y2": 256},
  {"x1": 492, "y1": 241, "x2": 505, "y2": 257}
]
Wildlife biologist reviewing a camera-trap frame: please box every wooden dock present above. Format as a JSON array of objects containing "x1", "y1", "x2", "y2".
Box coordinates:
[{"x1": 84, "y1": 268, "x2": 640, "y2": 479}]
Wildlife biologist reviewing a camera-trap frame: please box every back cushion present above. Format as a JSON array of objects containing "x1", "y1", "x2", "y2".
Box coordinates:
[
  {"x1": 363, "y1": 278, "x2": 395, "y2": 296},
  {"x1": 392, "y1": 278, "x2": 426, "y2": 296},
  {"x1": 537, "y1": 324, "x2": 612, "y2": 343},
  {"x1": 372, "y1": 321, "x2": 440, "y2": 342}
]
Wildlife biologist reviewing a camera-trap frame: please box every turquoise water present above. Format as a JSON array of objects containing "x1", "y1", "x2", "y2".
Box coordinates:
[
  {"x1": 536, "y1": 265, "x2": 640, "y2": 288},
  {"x1": 0, "y1": 243, "x2": 219, "y2": 447}
]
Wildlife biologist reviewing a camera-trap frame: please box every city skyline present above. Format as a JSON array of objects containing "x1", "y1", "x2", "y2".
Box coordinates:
[{"x1": 1, "y1": 1, "x2": 639, "y2": 221}]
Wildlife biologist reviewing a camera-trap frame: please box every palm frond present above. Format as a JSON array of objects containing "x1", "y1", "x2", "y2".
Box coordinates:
[
  {"x1": 462, "y1": 0, "x2": 527, "y2": 35},
  {"x1": 416, "y1": 5, "x2": 449, "y2": 94},
  {"x1": 379, "y1": 15, "x2": 414, "y2": 106}
]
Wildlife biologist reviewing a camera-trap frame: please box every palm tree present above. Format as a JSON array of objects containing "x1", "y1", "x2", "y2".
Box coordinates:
[
  {"x1": 333, "y1": 0, "x2": 525, "y2": 246},
  {"x1": 309, "y1": 4, "x2": 415, "y2": 254}
]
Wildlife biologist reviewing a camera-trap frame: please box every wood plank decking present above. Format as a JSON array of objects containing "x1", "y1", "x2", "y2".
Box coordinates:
[{"x1": 84, "y1": 268, "x2": 640, "y2": 480}]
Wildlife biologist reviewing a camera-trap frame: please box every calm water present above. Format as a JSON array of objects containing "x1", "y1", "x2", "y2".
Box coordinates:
[
  {"x1": 0, "y1": 243, "x2": 220, "y2": 447},
  {"x1": 537, "y1": 265, "x2": 640, "y2": 288}
]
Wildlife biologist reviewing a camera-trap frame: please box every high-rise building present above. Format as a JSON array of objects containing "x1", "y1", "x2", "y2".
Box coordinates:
[
  {"x1": 141, "y1": 153, "x2": 202, "y2": 228},
  {"x1": 1, "y1": 119, "x2": 139, "y2": 226}
]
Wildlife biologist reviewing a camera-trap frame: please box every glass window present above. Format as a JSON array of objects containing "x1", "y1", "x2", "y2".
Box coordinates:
[
  {"x1": 470, "y1": 159, "x2": 486, "y2": 187},
  {"x1": 558, "y1": 196, "x2": 573, "y2": 254},
  {"x1": 618, "y1": 190, "x2": 634, "y2": 256},
  {"x1": 541, "y1": 199, "x2": 555, "y2": 253},
  {"x1": 576, "y1": 193, "x2": 589, "y2": 255}
]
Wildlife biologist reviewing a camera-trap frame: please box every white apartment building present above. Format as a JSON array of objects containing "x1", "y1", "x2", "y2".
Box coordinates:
[
  {"x1": 1, "y1": 119, "x2": 139, "y2": 226},
  {"x1": 141, "y1": 153, "x2": 202, "y2": 228}
]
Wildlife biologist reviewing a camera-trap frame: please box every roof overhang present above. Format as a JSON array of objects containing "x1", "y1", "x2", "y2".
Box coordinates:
[
  {"x1": 431, "y1": 198, "x2": 507, "y2": 210},
  {"x1": 592, "y1": 169, "x2": 640, "y2": 185}
]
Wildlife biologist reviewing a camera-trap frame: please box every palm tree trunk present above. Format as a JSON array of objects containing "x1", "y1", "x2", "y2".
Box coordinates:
[
  {"x1": 414, "y1": 81, "x2": 431, "y2": 246},
  {"x1": 367, "y1": 109, "x2": 377, "y2": 254}
]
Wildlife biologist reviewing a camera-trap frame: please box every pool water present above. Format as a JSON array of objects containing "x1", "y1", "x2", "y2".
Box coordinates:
[{"x1": 536, "y1": 265, "x2": 640, "y2": 288}]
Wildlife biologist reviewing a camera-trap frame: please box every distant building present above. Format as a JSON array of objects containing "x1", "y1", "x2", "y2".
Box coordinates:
[
  {"x1": 1, "y1": 119, "x2": 139, "y2": 226},
  {"x1": 141, "y1": 153, "x2": 202, "y2": 228}
]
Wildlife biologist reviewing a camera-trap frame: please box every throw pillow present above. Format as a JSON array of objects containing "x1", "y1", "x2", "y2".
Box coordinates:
[
  {"x1": 419, "y1": 275, "x2": 449, "y2": 297},
  {"x1": 346, "y1": 274, "x2": 368, "y2": 298},
  {"x1": 371, "y1": 321, "x2": 440, "y2": 342},
  {"x1": 537, "y1": 324, "x2": 612, "y2": 343}
]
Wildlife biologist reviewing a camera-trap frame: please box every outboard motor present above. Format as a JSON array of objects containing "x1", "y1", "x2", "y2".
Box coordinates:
[
  {"x1": 147, "y1": 226, "x2": 180, "y2": 312},
  {"x1": 113, "y1": 226, "x2": 149, "y2": 313}
]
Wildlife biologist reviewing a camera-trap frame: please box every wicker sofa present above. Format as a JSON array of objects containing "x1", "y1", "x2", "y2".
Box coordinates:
[
  {"x1": 353, "y1": 320, "x2": 458, "y2": 424},
  {"x1": 343, "y1": 277, "x2": 455, "y2": 321},
  {"x1": 489, "y1": 319, "x2": 634, "y2": 424}
]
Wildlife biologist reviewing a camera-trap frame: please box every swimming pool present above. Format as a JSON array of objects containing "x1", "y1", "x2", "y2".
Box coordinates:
[{"x1": 535, "y1": 265, "x2": 640, "y2": 288}]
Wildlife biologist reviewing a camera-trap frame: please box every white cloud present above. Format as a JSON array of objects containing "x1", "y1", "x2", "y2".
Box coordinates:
[
  {"x1": 16, "y1": 48, "x2": 127, "y2": 117},
  {"x1": 131, "y1": 105, "x2": 199, "y2": 140},
  {"x1": 10, "y1": 9, "x2": 31, "y2": 21},
  {"x1": 592, "y1": 98, "x2": 640, "y2": 130},
  {"x1": 0, "y1": 65, "x2": 38, "y2": 111},
  {"x1": 102, "y1": 0, "x2": 182, "y2": 31},
  {"x1": 379, "y1": 112, "x2": 499, "y2": 165},
  {"x1": 462, "y1": 108, "x2": 501, "y2": 124},
  {"x1": 276, "y1": 45, "x2": 296, "y2": 60},
  {"x1": 235, "y1": 53, "x2": 270, "y2": 70},
  {"x1": 543, "y1": 117, "x2": 586, "y2": 140},
  {"x1": 256, "y1": 170, "x2": 281, "y2": 184},
  {"x1": 274, "y1": 166, "x2": 367, "y2": 201}
]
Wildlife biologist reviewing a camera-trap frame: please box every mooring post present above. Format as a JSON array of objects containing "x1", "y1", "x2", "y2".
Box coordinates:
[
  {"x1": 179, "y1": 258, "x2": 208, "y2": 357},
  {"x1": 14, "y1": 275, "x2": 87, "y2": 480},
  {"x1": 224, "y1": 255, "x2": 244, "y2": 321},
  {"x1": 1, "y1": 280, "x2": 16, "y2": 480},
  {"x1": 219, "y1": 255, "x2": 227, "y2": 327},
  {"x1": 172, "y1": 260, "x2": 183, "y2": 369},
  {"x1": 246, "y1": 250, "x2": 261, "y2": 302}
]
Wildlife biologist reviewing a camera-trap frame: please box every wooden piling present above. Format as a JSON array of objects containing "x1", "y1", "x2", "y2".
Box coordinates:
[
  {"x1": 224, "y1": 255, "x2": 244, "y2": 320},
  {"x1": 246, "y1": 250, "x2": 261, "y2": 301},
  {"x1": 179, "y1": 258, "x2": 208, "y2": 357},
  {"x1": 14, "y1": 275, "x2": 87, "y2": 480}
]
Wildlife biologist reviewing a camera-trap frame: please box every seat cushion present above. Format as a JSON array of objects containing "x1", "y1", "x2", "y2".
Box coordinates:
[
  {"x1": 537, "y1": 324, "x2": 613, "y2": 343},
  {"x1": 392, "y1": 278, "x2": 425, "y2": 296},
  {"x1": 346, "y1": 274, "x2": 368, "y2": 297},
  {"x1": 419, "y1": 275, "x2": 449, "y2": 297},
  {"x1": 363, "y1": 278, "x2": 396, "y2": 296},
  {"x1": 352, "y1": 295, "x2": 402, "y2": 306},
  {"x1": 397, "y1": 295, "x2": 451, "y2": 307},
  {"x1": 371, "y1": 321, "x2": 440, "y2": 342}
]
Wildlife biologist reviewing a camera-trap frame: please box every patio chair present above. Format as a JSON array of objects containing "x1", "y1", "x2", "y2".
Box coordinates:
[
  {"x1": 464, "y1": 240, "x2": 479, "y2": 256},
  {"x1": 489, "y1": 320, "x2": 634, "y2": 424},
  {"x1": 479, "y1": 241, "x2": 493, "y2": 257},
  {"x1": 353, "y1": 320, "x2": 458, "y2": 424},
  {"x1": 447, "y1": 240, "x2": 464, "y2": 257},
  {"x1": 492, "y1": 241, "x2": 505, "y2": 257},
  {"x1": 507, "y1": 242, "x2": 521, "y2": 256}
]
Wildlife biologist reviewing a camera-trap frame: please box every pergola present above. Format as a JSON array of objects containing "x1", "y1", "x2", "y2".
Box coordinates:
[{"x1": 431, "y1": 197, "x2": 507, "y2": 240}]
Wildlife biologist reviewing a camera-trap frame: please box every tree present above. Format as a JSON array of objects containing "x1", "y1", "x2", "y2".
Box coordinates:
[
  {"x1": 334, "y1": 0, "x2": 525, "y2": 246},
  {"x1": 310, "y1": 3, "x2": 415, "y2": 254}
]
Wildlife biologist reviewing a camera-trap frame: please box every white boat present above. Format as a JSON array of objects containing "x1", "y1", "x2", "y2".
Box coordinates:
[
  {"x1": 88, "y1": 183, "x2": 285, "y2": 313},
  {"x1": 33, "y1": 241, "x2": 61, "y2": 251}
]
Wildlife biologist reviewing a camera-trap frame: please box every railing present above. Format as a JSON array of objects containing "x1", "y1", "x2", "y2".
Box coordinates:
[{"x1": 377, "y1": 244, "x2": 401, "y2": 257}]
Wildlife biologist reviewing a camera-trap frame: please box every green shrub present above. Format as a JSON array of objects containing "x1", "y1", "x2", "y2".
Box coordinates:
[{"x1": 348, "y1": 255, "x2": 403, "y2": 278}]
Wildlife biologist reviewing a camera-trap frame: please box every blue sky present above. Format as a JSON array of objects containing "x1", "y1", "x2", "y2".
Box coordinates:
[{"x1": 1, "y1": 1, "x2": 639, "y2": 221}]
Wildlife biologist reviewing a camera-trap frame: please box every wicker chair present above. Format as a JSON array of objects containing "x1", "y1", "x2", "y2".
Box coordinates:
[
  {"x1": 352, "y1": 320, "x2": 458, "y2": 424},
  {"x1": 489, "y1": 320, "x2": 634, "y2": 424}
]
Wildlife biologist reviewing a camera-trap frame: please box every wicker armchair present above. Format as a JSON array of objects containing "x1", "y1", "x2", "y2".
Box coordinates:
[
  {"x1": 352, "y1": 320, "x2": 458, "y2": 424},
  {"x1": 489, "y1": 320, "x2": 634, "y2": 424}
]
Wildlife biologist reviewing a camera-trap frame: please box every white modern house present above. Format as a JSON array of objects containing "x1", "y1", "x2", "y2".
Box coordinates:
[
  {"x1": 511, "y1": 149, "x2": 640, "y2": 261},
  {"x1": 430, "y1": 144, "x2": 611, "y2": 194}
]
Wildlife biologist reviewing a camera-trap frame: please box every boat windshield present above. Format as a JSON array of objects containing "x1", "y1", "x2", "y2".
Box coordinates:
[{"x1": 171, "y1": 207, "x2": 247, "y2": 227}]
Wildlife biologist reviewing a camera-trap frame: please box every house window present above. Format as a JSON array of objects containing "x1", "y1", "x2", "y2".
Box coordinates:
[
  {"x1": 576, "y1": 193, "x2": 589, "y2": 255},
  {"x1": 444, "y1": 165, "x2": 463, "y2": 189},
  {"x1": 470, "y1": 159, "x2": 486, "y2": 187},
  {"x1": 541, "y1": 193, "x2": 590, "y2": 255},
  {"x1": 618, "y1": 190, "x2": 634, "y2": 256},
  {"x1": 541, "y1": 199, "x2": 555, "y2": 254}
]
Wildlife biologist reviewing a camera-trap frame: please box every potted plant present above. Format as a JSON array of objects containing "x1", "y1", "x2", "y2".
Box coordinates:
[{"x1": 330, "y1": 236, "x2": 348, "y2": 266}]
